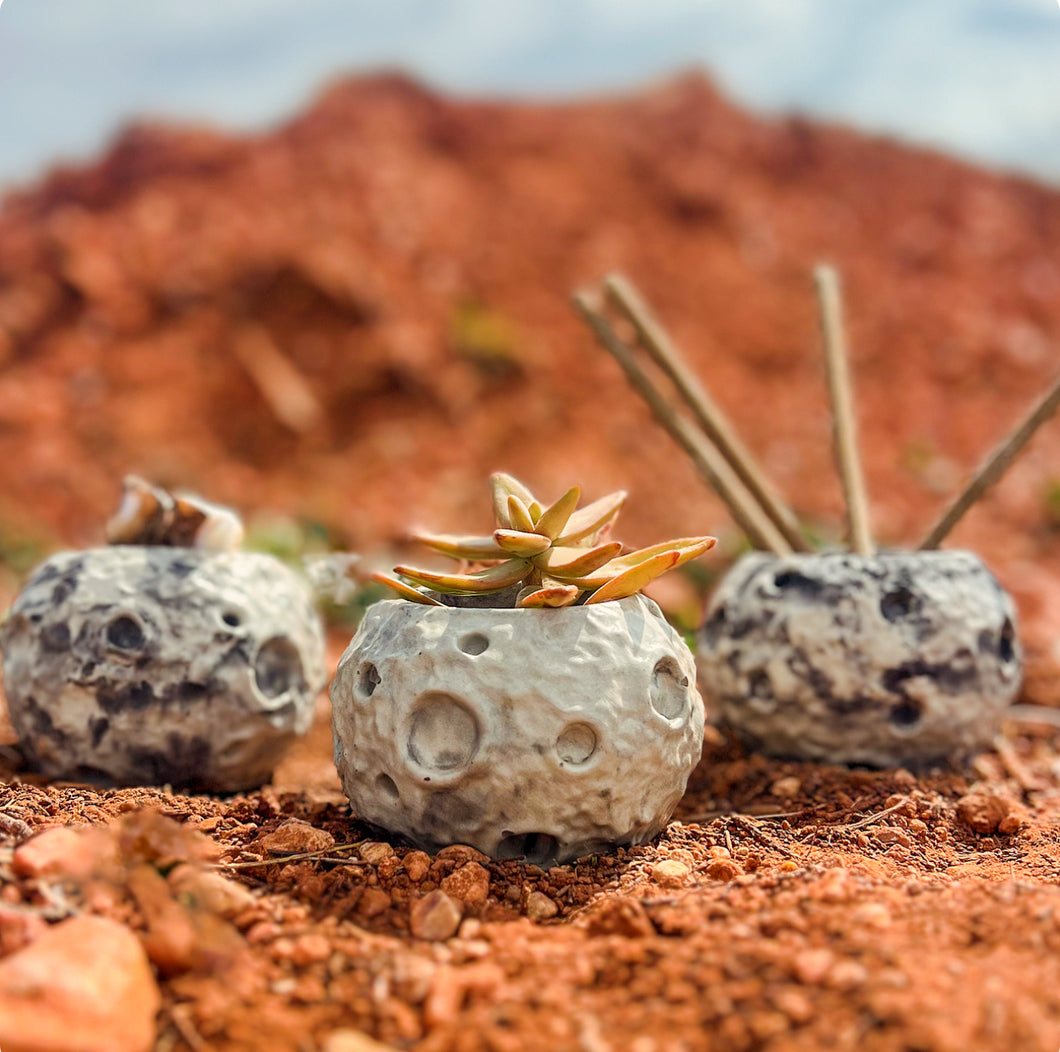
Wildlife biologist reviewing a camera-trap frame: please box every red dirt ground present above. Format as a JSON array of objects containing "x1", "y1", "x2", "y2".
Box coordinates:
[{"x1": 2, "y1": 72, "x2": 1060, "y2": 1052}]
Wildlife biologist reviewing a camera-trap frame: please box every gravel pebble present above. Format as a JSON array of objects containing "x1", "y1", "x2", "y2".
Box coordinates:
[
  {"x1": 440, "y1": 862, "x2": 490, "y2": 908},
  {"x1": 652, "y1": 859, "x2": 690, "y2": 887},
  {"x1": 410, "y1": 891, "x2": 463, "y2": 941},
  {"x1": 256, "y1": 819, "x2": 335, "y2": 856},
  {"x1": 526, "y1": 891, "x2": 559, "y2": 920}
]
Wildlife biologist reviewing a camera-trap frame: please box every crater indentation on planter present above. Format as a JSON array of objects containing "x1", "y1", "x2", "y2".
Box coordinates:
[
  {"x1": 106, "y1": 615, "x2": 145, "y2": 651},
  {"x1": 253, "y1": 636, "x2": 303, "y2": 698},
  {"x1": 556, "y1": 722, "x2": 597, "y2": 765},
  {"x1": 999, "y1": 618, "x2": 1016, "y2": 664},
  {"x1": 376, "y1": 773, "x2": 400, "y2": 799},
  {"x1": 408, "y1": 692, "x2": 480, "y2": 771},
  {"x1": 357, "y1": 662, "x2": 381, "y2": 699},
  {"x1": 221, "y1": 610, "x2": 242, "y2": 628},
  {"x1": 496, "y1": 831, "x2": 560, "y2": 867},
  {"x1": 650, "y1": 657, "x2": 689, "y2": 720},
  {"x1": 889, "y1": 698, "x2": 923, "y2": 729},
  {"x1": 458, "y1": 632, "x2": 489, "y2": 655},
  {"x1": 880, "y1": 586, "x2": 918, "y2": 622}
]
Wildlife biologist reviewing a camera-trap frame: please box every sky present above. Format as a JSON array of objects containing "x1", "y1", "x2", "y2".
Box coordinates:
[{"x1": 0, "y1": 0, "x2": 1059, "y2": 191}]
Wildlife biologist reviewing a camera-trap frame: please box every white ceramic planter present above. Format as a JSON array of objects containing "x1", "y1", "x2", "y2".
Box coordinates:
[
  {"x1": 1, "y1": 547, "x2": 327, "y2": 791},
  {"x1": 330, "y1": 594, "x2": 703, "y2": 866},
  {"x1": 696, "y1": 550, "x2": 1022, "y2": 768}
]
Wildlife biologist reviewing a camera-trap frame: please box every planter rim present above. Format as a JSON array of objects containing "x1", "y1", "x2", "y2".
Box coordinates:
[{"x1": 374, "y1": 594, "x2": 663, "y2": 616}]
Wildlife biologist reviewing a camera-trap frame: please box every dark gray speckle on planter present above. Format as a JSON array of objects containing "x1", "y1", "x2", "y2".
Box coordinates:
[
  {"x1": 696, "y1": 550, "x2": 1022, "y2": 768},
  {"x1": 1, "y1": 546, "x2": 326, "y2": 791}
]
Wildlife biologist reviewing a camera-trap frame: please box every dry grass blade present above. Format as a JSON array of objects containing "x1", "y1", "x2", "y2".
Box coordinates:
[{"x1": 216, "y1": 841, "x2": 367, "y2": 870}]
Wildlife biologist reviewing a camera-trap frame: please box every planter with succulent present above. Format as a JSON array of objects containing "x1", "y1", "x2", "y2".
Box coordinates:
[
  {"x1": 330, "y1": 473, "x2": 714, "y2": 866},
  {"x1": 0, "y1": 478, "x2": 327, "y2": 791}
]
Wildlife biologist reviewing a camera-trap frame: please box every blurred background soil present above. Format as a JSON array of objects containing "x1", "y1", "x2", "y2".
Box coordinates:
[{"x1": 2, "y1": 74, "x2": 1060, "y2": 1052}]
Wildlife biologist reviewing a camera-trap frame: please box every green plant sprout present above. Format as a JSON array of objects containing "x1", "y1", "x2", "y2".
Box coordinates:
[{"x1": 373, "y1": 473, "x2": 715, "y2": 608}]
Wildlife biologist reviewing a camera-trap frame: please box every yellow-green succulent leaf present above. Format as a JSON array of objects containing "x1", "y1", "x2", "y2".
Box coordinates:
[
  {"x1": 394, "y1": 558, "x2": 529, "y2": 594},
  {"x1": 528, "y1": 500, "x2": 543, "y2": 523},
  {"x1": 534, "y1": 541, "x2": 624, "y2": 577},
  {"x1": 506, "y1": 494, "x2": 536, "y2": 533},
  {"x1": 554, "y1": 490, "x2": 627, "y2": 545},
  {"x1": 409, "y1": 531, "x2": 506, "y2": 560},
  {"x1": 534, "y1": 485, "x2": 581, "y2": 540},
  {"x1": 494, "y1": 529, "x2": 553, "y2": 557},
  {"x1": 516, "y1": 584, "x2": 581, "y2": 608},
  {"x1": 608, "y1": 536, "x2": 717, "y2": 572},
  {"x1": 370, "y1": 572, "x2": 446, "y2": 606},
  {"x1": 583, "y1": 550, "x2": 682, "y2": 605},
  {"x1": 491, "y1": 473, "x2": 538, "y2": 528}
]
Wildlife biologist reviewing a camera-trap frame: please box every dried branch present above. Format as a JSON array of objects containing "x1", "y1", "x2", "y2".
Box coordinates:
[
  {"x1": 815, "y1": 265, "x2": 874, "y2": 555},
  {"x1": 604, "y1": 273, "x2": 809, "y2": 552},
  {"x1": 919, "y1": 368, "x2": 1060, "y2": 549},
  {"x1": 573, "y1": 291, "x2": 793, "y2": 555}
]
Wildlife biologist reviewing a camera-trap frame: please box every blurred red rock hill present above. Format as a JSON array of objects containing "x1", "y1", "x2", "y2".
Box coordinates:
[{"x1": 2, "y1": 70, "x2": 1060, "y2": 666}]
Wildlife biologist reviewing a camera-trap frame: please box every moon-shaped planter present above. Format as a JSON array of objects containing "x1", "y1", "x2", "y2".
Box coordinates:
[
  {"x1": 330, "y1": 594, "x2": 703, "y2": 866},
  {"x1": 1, "y1": 546, "x2": 327, "y2": 791},
  {"x1": 696, "y1": 549, "x2": 1022, "y2": 768}
]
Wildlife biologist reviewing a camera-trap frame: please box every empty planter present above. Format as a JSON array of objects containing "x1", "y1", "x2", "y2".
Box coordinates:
[
  {"x1": 1, "y1": 546, "x2": 327, "y2": 791},
  {"x1": 697, "y1": 549, "x2": 1021, "y2": 768}
]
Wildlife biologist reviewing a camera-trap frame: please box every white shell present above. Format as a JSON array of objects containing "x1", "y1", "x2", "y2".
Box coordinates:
[
  {"x1": 330, "y1": 595, "x2": 703, "y2": 866},
  {"x1": 1, "y1": 547, "x2": 326, "y2": 791},
  {"x1": 696, "y1": 550, "x2": 1022, "y2": 767}
]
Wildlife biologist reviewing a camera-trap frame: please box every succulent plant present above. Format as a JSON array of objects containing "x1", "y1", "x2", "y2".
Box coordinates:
[{"x1": 373, "y1": 473, "x2": 715, "y2": 608}]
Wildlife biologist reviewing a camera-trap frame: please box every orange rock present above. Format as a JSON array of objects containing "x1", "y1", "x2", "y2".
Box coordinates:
[
  {"x1": 0, "y1": 914, "x2": 159, "y2": 1052},
  {"x1": 167, "y1": 863, "x2": 256, "y2": 919},
  {"x1": 12, "y1": 826, "x2": 118, "y2": 881},
  {"x1": 403, "y1": 851, "x2": 431, "y2": 883},
  {"x1": 410, "y1": 891, "x2": 462, "y2": 941},
  {"x1": 957, "y1": 790, "x2": 1024, "y2": 835},
  {"x1": 256, "y1": 819, "x2": 335, "y2": 855},
  {"x1": 440, "y1": 862, "x2": 490, "y2": 908}
]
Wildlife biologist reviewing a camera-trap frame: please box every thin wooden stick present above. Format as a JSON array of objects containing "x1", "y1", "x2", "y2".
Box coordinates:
[
  {"x1": 815, "y1": 265, "x2": 874, "y2": 555},
  {"x1": 919, "y1": 369, "x2": 1060, "y2": 549},
  {"x1": 603, "y1": 273, "x2": 810, "y2": 552},
  {"x1": 573, "y1": 291, "x2": 793, "y2": 555},
  {"x1": 232, "y1": 324, "x2": 325, "y2": 435}
]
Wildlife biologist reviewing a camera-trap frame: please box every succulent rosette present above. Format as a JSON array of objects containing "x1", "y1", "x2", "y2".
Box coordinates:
[{"x1": 373, "y1": 473, "x2": 715, "y2": 608}]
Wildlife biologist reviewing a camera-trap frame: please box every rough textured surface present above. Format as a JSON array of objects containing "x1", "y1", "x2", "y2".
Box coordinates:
[
  {"x1": 0, "y1": 914, "x2": 160, "y2": 1052},
  {"x1": 697, "y1": 550, "x2": 1022, "y2": 767},
  {"x1": 331, "y1": 595, "x2": 703, "y2": 865},
  {"x1": 1, "y1": 546, "x2": 326, "y2": 791}
]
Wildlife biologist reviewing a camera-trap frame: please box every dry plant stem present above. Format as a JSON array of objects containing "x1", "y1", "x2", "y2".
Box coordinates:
[
  {"x1": 573, "y1": 292, "x2": 792, "y2": 555},
  {"x1": 604, "y1": 273, "x2": 809, "y2": 552},
  {"x1": 232, "y1": 324, "x2": 325, "y2": 435},
  {"x1": 576, "y1": 292, "x2": 792, "y2": 555},
  {"x1": 1007, "y1": 704, "x2": 1060, "y2": 728},
  {"x1": 919, "y1": 368, "x2": 1060, "y2": 549},
  {"x1": 815, "y1": 265, "x2": 874, "y2": 556}
]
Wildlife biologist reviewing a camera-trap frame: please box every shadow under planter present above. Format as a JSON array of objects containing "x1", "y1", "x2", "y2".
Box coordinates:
[
  {"x1": 330, "y1": 594, "x2": 703, "y2": 866},
  {"x1": 696, "y1": 549, "x2": 1022, "y2": 768},
  {"x1": 1, "y1": 546, "x2": 327, "y2": 792}
]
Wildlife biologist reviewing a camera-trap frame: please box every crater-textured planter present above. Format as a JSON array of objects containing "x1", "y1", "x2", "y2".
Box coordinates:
[
  {"x1": 1, "y1": 547, "x2": 327, "y2": 791},
  {"x1": 331, "y1": 594, "x2": 703, "y2": 866},
  {"x1": 696, "y1": 550, "x2": 1022, "y2": 768}
]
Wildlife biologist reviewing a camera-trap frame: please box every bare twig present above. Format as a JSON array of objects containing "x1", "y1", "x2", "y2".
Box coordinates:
[
  {"x1": 232, "y1": 324, "x2": 325, "y2": 435},
  {"x1": 992, "y1": 734, "x2": 1041, "y2": 794},
  {"x1": 919, "y1": 368, "x2": 1060, "y2": 549},
  {"x1": 815, "y1": 265, "x2": 874, "y2": 555},
  {"x1": 840, "y1": 799, "x2": 908, "y2": 831},
  {"x1": 215, "y1": 840, "x2": 366, "y2": 871},
  {"x1": 573, "y1": 291, "x2": 793, "y2": 555},
  {"x1": 1007, "y1": 704, "x2": 1060, "y2": 728},
  {"x1": 603, "y1": 273, "x2": 809, "y2": 552},
  {"x1": 727, "y1": 814, "x2": 794, "y2": 858}
]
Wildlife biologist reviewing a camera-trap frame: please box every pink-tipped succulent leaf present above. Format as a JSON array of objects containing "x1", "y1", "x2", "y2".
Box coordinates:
[
  {"x1": 369, "y1": 572, "x2": 445, "y2": 606},
  {"x1": 516, "y1": 584, "x2": 581, "y2": 608}
]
